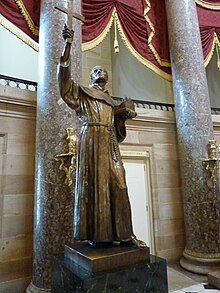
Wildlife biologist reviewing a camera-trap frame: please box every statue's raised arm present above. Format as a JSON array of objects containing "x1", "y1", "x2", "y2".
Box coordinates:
[
  {"x1": 58, "y1": 25, "x2": 80, "y2": 110},
  {"x1": 60, "y1": 25, "x2": 74, "y2": 64}
]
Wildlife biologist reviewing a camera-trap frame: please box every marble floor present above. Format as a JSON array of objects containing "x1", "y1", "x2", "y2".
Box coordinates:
[{"x1": 168, "y1": 264, "x2": 220, "y2": 293}]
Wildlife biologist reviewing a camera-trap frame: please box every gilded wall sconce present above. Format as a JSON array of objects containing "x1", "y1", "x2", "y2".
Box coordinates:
[
  {"x1": 55, "y1": 128, "x2": 77, "y2": 186},
  {"x1": 203, "y1": 139, "x2": 220, "y2": 183}
]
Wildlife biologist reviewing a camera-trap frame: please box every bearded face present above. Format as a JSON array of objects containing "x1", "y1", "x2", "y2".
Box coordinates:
[{"x1": 90, "y1": 66, "x2": 108, "y2": 85}]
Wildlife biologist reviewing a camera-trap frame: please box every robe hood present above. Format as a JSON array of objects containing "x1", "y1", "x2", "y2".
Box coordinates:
[{"x1": 80, "y1": 85, "x2": 121, "y2": 108}]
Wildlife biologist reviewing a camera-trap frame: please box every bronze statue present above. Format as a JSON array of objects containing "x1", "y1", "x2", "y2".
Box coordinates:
[{"x1": 58, "y1": 26, "x2": 147, "y2": 249}]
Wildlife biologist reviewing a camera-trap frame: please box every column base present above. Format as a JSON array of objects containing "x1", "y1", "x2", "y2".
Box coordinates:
[
  {"x1": 26, "y1": 282, "x2": 51, "y2": 293},
  {"x1": 180, "y1": 249, "x2": 220, "y2": 275}
]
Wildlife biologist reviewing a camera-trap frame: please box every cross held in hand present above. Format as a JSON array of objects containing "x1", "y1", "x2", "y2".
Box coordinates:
[{"x1": 55, "y1": 3, "x2": 85, "y2": 30}]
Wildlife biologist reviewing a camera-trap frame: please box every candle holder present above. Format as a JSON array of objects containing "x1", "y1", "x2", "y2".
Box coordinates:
[
  {"x1": 203, "y1": 139, "x2": 220, "y2": 183},
  {"x1": 55, "y1": 128, "x2": 77, "y2": 186}
]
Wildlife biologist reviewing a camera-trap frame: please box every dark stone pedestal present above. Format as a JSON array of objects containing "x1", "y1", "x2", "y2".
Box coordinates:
[
  {"x1": 64, "y1": 242, "x2": 150, "y2": 273},
  {"x1": 51, "y1": 243, "x2": 168, "y2": 293}
]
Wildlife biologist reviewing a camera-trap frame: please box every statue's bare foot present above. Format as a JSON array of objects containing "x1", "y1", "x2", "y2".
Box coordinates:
[
  {"x1": 120, "y1": 237, "x2": 148, "y2": 249},
  {"x1": 131, "y1": 237, "x2": 148, "y2": 249}
]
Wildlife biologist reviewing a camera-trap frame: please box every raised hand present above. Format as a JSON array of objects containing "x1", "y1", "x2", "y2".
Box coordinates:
[
  {"x1": 62, "y1": 24, "x2": 74, "y2": 44},
  {"x1": 60, "y1": 24, "x2": 74, "y2": 64}
]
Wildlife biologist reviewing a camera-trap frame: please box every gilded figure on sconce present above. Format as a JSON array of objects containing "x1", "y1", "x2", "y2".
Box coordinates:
[
  {"x1": 203, "y1": 139, "x2": 220, "y2": 184},
  {"x1": 66, "y1": 128, "x2": 77, "y2": 154},
  {"x1": 55, "y1": 128, "x2": 77, "y2": 186}
]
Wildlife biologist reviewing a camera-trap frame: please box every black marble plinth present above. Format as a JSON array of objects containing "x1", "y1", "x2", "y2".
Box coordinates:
[
  {"x1": 51, "y1": 253, "x2": 168, "y2": 292},
  {"x1": 64, "y1": 242, "x2": 150, "y2": 273}
]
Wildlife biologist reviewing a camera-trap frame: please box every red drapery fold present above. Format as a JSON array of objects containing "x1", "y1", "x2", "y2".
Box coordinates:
[
  {"x1": 82, "y1": 0, "x2": 171, "y2": 80},
  {"x1": 1, "y1": 0, "x2": 39, "y2": 49},
  {"x1": 144, "y1": 0, "x2": 170, "y2": 67},
  {"x1": 145, "y1": 0, "x2": 220, "y2": 78},
  {"x1": 82, "y1": 0, "x2": 115, "y2": 45},
  {"x1": 1, "y1": 0, "x2": 220, "y2": 80},
  {"x1": 197, "y1": 5, "x2": 220, "y2": 65}
]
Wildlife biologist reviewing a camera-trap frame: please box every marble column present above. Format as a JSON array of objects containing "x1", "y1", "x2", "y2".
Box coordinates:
[
  {"x1": 165, "y1": 0, "x2": 220, "y2": 274},
  {"x1": 27, "y1": 0, "x2": 82, "y2": 292}
]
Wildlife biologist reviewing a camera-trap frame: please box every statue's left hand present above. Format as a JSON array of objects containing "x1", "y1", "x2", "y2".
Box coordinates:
[
  {"x1": 126, "y1": 109, "x2": 137, "y2": 119},
  {"x1": 114, "y1": 97, "x2": 137, "y2": 120},
  {"x1": 122, "y1": 97, "x2": 136, "y2": 112}
]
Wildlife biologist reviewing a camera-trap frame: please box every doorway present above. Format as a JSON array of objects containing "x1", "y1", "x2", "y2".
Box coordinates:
[{"x1": 122, "y1": 150, "x2": 155, "y2": 254}]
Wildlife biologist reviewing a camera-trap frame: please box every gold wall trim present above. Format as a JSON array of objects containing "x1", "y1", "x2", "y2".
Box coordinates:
[
  {"x1": 0, "y1": 15, "x2": 39, "y2": 51},
  {"x1": 14, "y1": 0, "x2": 39, "y2": 35},
  {"x1": 195, "y1": 0, "x2": 220, "y2": 10}
]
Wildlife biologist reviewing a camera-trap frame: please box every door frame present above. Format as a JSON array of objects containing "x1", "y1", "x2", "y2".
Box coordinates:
[{"x1": 120, "y1": 148, "x2": 155, "y2": 255}]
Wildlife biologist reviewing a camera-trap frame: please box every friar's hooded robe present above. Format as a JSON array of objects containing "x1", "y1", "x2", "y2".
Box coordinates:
[{"x1": 58, "y1": 63, "x2": 135, "y2": 243}]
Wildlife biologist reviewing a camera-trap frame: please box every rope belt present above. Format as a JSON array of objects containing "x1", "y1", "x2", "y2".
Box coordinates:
[{"x1": 82, "y1": 122, "x2": 121, "y2": 162}]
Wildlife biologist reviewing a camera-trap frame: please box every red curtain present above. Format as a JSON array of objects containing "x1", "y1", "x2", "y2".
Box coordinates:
[
  {"x1": 82, "y1": 0, "x2": 220, "y2": 80},
  {"x1": 197, "y1": 5, "x2": 220, "y2": 64},
  {"x1": 82, "y1": 0, "x2": 171, "y2": 80},
  {"x1": 144, "y1": 0, "x2": 220, "y2": 79},
  {"x1": 1, "y1": 0, "x2": 220, "y2": 80},
  {"x1": 82, "y1": 0, "x2": 115, "y2": 44},
  {"x1": 1, "y1": 0, "x2": 40, "y2": 44}
]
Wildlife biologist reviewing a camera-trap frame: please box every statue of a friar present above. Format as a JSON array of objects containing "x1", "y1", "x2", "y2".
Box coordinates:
[{"x1": 58, "y1": 25, "x2": 147, "y2": 249}]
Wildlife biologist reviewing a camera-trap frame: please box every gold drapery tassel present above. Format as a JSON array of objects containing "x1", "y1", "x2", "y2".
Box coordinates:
[{"x1": 113, "y1": 13, "x2": 119, "y2": 54}]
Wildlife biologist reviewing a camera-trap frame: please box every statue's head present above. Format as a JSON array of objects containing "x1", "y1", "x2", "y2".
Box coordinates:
[{"x1": 90, "y1": 66, "x2": 108, "y2": 85}]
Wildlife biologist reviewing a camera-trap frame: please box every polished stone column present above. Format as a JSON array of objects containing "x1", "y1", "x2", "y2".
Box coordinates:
[
  {"x1": 165, "y1": 0, "x2": 220, "y2": 274},
  {"x1": 27, "y1": 0, "x2": 82, "y2": 292}
]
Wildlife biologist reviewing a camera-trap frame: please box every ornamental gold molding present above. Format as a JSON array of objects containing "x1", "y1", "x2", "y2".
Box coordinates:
[
  {"x1": 14, "y1": 0, "x2": 39, "y2": 35},
  {"x1": 195, "y1": 0, "x2": 220, "y2": 10},
  {"x1": 0, "y1": 15, "x2": 39, "y2": 51}
]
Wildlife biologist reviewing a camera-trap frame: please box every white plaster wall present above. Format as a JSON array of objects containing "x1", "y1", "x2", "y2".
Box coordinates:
[
  {"x1": 110, "y1": 28, "x2": 174, "y2": 103},
  {"x1": 0, "y1": 26, "x2": 38, "y2": 82},
  {"x1": 1, "y1": 24, "x2": 219, "y2": 107},
  {"x1": 111, "y1": 27, "x2": 220, "y2": 107}
]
